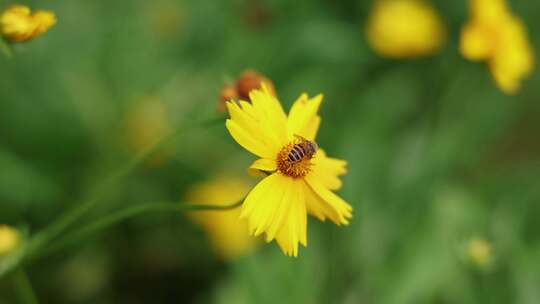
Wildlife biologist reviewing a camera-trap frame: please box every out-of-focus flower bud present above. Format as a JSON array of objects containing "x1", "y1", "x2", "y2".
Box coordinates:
[
  {"x1": 236, "y1": 70, "x2": 276, "y2": 101},
  {"x1": 218, "y1": 70, "x2": 275, "y2": 112},
  {"x1": 0, "y1": 5, "x2": 56, "y2": 42},
  {"x1": 218, "y1": 84, "x2": 239, "y2": 112}
]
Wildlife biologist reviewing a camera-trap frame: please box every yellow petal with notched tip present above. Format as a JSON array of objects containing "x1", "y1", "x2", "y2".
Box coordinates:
[
  {"x1": 305, "y1": 174, "x2": 352, "y2": 226},
  {"x1": 240, "y1": 173, "x2": 308, "y2": 257},
  {"x1": 287, "y1": 93, "x2": 323, "y2": 141},
  {"x1": 310, "y1": 150, "x2": 347, "y2": 191},
  {"x1": 275, "y1": 181, "x2": 307, "y2": 257}
]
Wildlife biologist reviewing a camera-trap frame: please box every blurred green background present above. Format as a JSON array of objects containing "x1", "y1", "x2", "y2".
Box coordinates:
[{"x1": 1, "y1": 0, "x2": 540, "y2": 303}]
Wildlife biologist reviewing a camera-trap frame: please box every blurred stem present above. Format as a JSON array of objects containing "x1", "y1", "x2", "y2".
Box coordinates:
[
  {"x1": 26, "y1": 115, "x2": 224, "y2": 260},
  {"x1": 35, "y1": 200, "x2": 242, "y2": 260},
  {"x1": 13, "y1": 270, "x2": 39, "y2": 304},
  {"x1": 0, "y1": 39, "x2": 13, "y2": 58}
]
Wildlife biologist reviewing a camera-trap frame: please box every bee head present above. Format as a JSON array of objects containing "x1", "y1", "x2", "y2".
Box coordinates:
[{"x1": 306, "y1": 141, "x2": 318, "y2": 154}]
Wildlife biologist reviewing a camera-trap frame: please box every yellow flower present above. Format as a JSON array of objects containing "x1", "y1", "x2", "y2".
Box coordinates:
[
  {"x1": 0, "y1": 225, "x2": 21, "y2": 257},
  {"x1": 466, "y1": 237, "x2": 493, "y2": 268},
  {"x1": 460, "y1": 0, "x2": 534, "y2": 94},
  {"x1": 0, "y1": 5, "x2": 56, "y2": 42},
  {"x1": 366, "y1": 0, "x2": 446, "y2": 58},
  {"x1": 185, "y1": 176, "x2": 256, "y2": 259},
  {"x1": 225, "y1": 86, "x2": 353, "y2": 257}
]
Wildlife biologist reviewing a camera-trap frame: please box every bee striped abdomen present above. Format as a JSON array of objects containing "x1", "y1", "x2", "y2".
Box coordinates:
[
  {"x1": 288, "y1": 144, "x2": 306, "y2": 162},
  {"x1": 277, "y1": 137, "x2": 318, "y2": 178}
]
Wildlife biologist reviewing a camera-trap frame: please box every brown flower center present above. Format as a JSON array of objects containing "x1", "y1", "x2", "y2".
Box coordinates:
[{"x1": 276, "y1": 140, "x2": 316, "y2": 178}]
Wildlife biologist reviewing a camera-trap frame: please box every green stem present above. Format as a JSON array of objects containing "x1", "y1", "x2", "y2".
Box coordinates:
[
  {"x1": 37, "y1": 201, "x2": 242, "y2": 259},
  {"x1": 0, "y1": 38, "x2": 13, "y2": 58},
  {"x1": 13, "y1": 270, "x2": 39, "y2": 304},
  {"x1": 26, "y1": 115, "x2": 224, "y2": 259}
]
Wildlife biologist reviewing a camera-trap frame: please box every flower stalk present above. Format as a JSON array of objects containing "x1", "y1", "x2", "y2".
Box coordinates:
[
  {"x1": 35, "y1": 201, "x2": 243, "y2": 260},
  {"x1": 0, "y1": 117, "x2": 223, "y2": 275}
]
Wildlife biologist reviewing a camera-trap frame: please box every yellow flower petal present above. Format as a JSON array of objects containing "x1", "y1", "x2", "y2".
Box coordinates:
[
  {"x1": 240, "y1": 173, "x2": 288, "y2": 235},
  {"x1": 460, "y1": 23, "x2": 494, "y2": 61},
  {"x1": 305, "y1": 174, "x2": 352, "y2": 225},
  {"x1": 287, "y1": 93, "x2": 323, "y2": 141},
  {"x1": 226, "y1": 100, "x2": 281, "y2": 156},
  {"x1": 240, "y1": 173, "x2": 307, "y2": 256},
  {"x1": 248, "y1": 86, "x2": 289, "y2": 147},
  {"x1": 310, "y1": 150, "x2": 347, "y2": 191},
  {"x1": 226, "y1": 119, "x2": 272, "y2": 159},
  {"x1": 470, "y1": 0, "x2": 509, "y2": 24},
  {"x1": 248, "y1": 158, "x2": 276, "y2": 177},
  {"x1": 32, "y1": 11, "x2": 56, "y2": 35},
  {"x1": 275, "y1": 182, "x2": 307, "y2": 257},
  {"x1": 488, "y1": 17, "x2": 534, "y2": 94},
  {"x1": 225, "y1": 86, "x2": 290, "y2": 158},
  {"x1": 0, "y1": 5, "x2": 55, "y2": 42},
  {"x1": 460, "y1": 0, "x2": 534, "y2": 95},
  {"x1": 304, "y1": 180, "x2": 344, "y2": 224}
]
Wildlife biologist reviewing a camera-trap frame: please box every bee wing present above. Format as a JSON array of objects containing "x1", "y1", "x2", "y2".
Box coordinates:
[{"x1": 293, "y1": 134, "x2": 308, "y2": 142}]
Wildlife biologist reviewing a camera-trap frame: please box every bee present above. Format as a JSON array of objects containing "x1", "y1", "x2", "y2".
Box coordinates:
[{"x1": 287, "y1": 135, "x2": 318, "y2": 163}]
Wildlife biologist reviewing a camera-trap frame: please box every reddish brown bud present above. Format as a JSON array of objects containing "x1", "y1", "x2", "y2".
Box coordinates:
[
  {"x1": 218, "y1": 69, "x2": 275, "y2": 112},
  {"x1": 236, "y1": 69, "x2": 275, "y2": 101},
  {"x1": 218, "y1": 84, "x2": 239, "y2": 112}
]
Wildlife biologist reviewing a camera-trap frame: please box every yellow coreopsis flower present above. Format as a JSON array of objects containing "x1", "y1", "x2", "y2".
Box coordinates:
[
  {"x1": 186, "y1": 176, "x2": 256, "y2": 259},
  {"x1": 0, "y1": 5, "x2": 56, "y2": 42},
  {"x1": 0, "y1": 225, "x2": 21, "y2": 257},
  {"x1": 366, "y1": 0, "x2": 446, "y2": 58},
  {"x1": 225, "y1": 86, "x2": 353, "y2": 257},
  {"x1": 460, "y1": 0, "x2": 534, "y2": 94}
]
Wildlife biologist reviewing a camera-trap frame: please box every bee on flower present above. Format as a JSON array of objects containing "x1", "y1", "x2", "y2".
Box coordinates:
[
  {"x1": 460, "y1": 0, "x2": 534, "y2": 94},
  {"x1": 225, "y1": 86, "x2": 352, "y2": 257},
  {"x1": 185, "y1": 176, "x2": 257, "y2": 259},
  {"x1": 365, "y1": 0, "x2": 446, "y2": 58},
  {"x1": 0, "y1": 5, "x2": 56, "y2": 43}
]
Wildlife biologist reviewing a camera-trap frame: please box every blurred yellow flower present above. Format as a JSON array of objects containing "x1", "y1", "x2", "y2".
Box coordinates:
[
  {"x1": 466, "y1": 237, "x2": 493, "y2": 268},
  {"x1": 460, "y1": 0, "x2": 534, "y2": 94},
  {"x1": 185, "y1": 176, "x2": 256, "y2": 259},
  {"x1": 366, "y1": 0, "x2": 446, "y2": 58},
  {"x1": 0, "y1": 225, "x2": 21, "y2": 257},
  {"x1": 123, "y1": 97, "x2": 172, "y2": 166},
  {"x1": 225, "y1": 86, "x2": 352, "y2": 257},
  {"x1": 0, "y1": 5, "x2": 56, "y2": 42}
]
